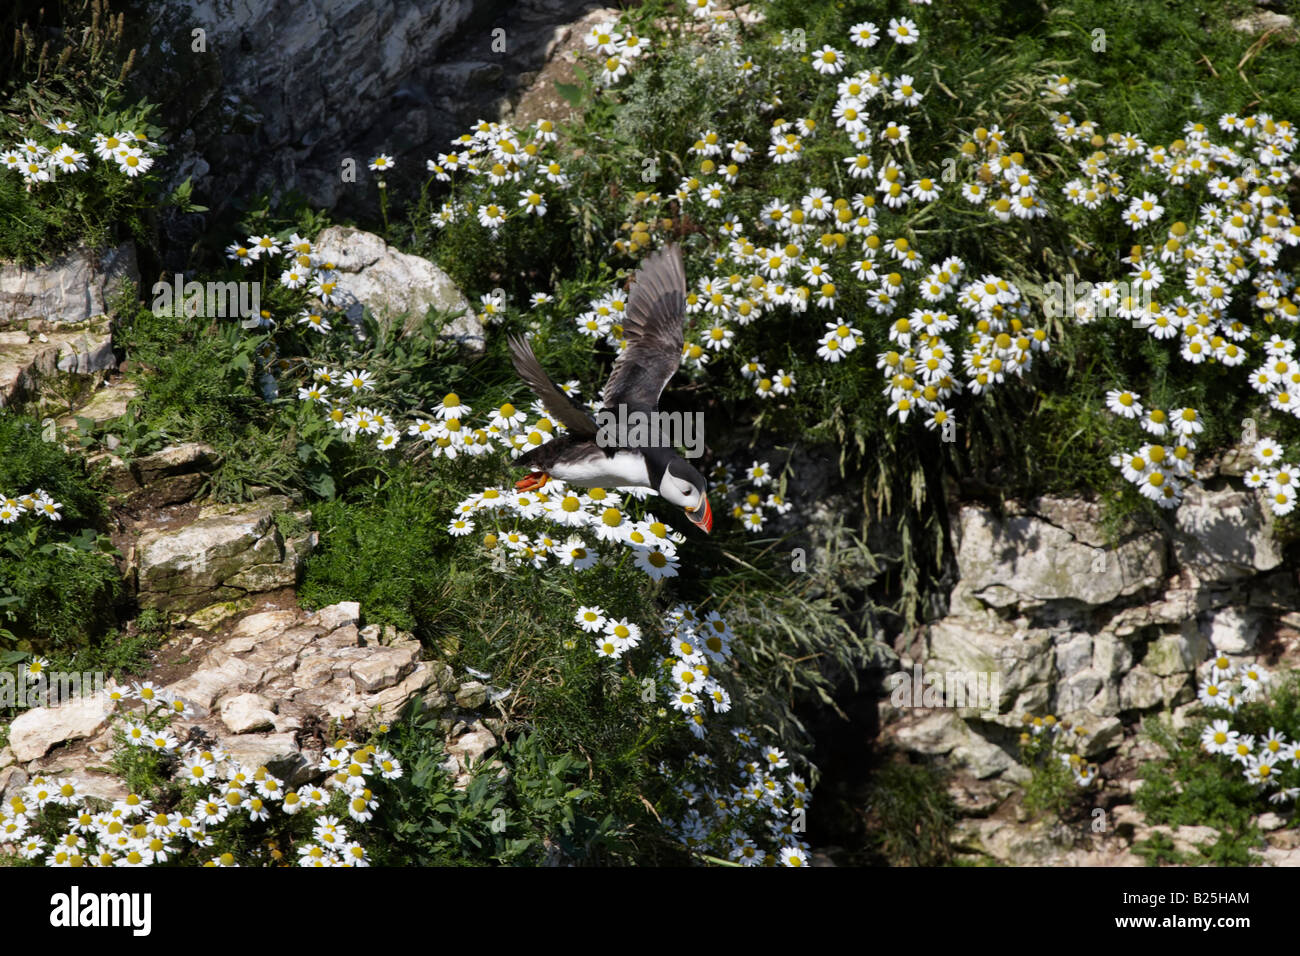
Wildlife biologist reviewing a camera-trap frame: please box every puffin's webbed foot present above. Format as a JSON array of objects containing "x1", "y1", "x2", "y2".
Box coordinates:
[{"x1": 515, "y1": 471, "x2": 550, "y2": 491}]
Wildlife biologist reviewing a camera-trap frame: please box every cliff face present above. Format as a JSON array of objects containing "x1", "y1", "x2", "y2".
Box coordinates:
[
  {"x1": 127, "y1": 0, "x2": 604, "y2": 231},
  {"x1": 878, "y1": 475, "x2": 1300, "y2": 864}
]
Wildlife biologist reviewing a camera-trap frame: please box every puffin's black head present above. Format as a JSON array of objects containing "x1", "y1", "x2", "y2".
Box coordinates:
[{"x1": 660, "y1": 458, "x2": 712, "y2": 533}]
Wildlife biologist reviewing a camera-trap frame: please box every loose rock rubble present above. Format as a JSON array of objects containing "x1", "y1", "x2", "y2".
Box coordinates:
[{"x1": 1, "y1": 600, "x2": 508, "y2": 802}]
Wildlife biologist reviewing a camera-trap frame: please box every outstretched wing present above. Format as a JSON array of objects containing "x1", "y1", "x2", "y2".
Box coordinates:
[
  {"x1": 506, "y1": 334, "x2": 598, "y2": 438},
  {"x1": 602, "y1": 244, "x2": 687, "y2": 409}
]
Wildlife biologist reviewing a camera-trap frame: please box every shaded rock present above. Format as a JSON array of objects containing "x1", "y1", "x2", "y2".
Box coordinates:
[
  {"x1": 445, "y1": 721, "x2": 497, "y2": 770},
  {"x1": 0, "y1": 767, "x2": 26, "y2": 801},
  {"x1": 307, "y1": 601, "x2": 361, "y2": 632},
  {"x1": 132, "y1": 442, "x2": 219, "y2": 485},
  {"x1": 134, "y1": 495, "x2": 315, "y2": 612},
  {"x1": 955, "y1": 817, "x2": 1062, "y2": 864},
  {"x1": 946, "y1": 776, "x2": 1015, "y2": 817},
  {"x1": 183, "y1": 597, "x2": 259, "y2": 630},
  {"x1": 86, "y1": 452, "x2": 137, "y2": 494},
  {"x1": 953, "y1": 502, "x2": 1164, "y2": 610},
  {"x1": 885, "y1": 710, "x2": 1021, "y2": 780},
  {"x1": 1054, "y1": 633, "x2": 1092, "y2": 681},
  {"x1": 218, "y1": 733, "x2": 311, "y2": 785},
  {"x1": 1261, "y1": 847, "x2": 1300, "y2": 866},
  {"x1": 56, "y1": 378, "x2": 138, "y2": 431},
  {"x1": 1231, "y1": 11, "x2": 1296, "y2": 37},
  {"x1": 1173, "y1": 485, "x2": 1282, "y2": 583},
  {"x1": 1148, "y1": 823, "x2": 1219, "y2": 856},
  {"x1": 359, "y1": 664, "x2": 438, "y2": 725},
  {"x1": 1200, "y1": 606, "x2": 1260, "y2": 655},
  {"x1": 1055, "y1": 671, "x2": 1103, "y2": 714},
  {"x1": 1258, "y1": 812, "x2": 1286, "y2": 832},
  {"x1": 1091, "y1": 634, "x2": 1134, "y2": 679},
  {"x1": 925, "y1": 616, "x2": 1054, "y2": 716},
  {"x1": 0, "y1": 241, "x2": 137, "y2": 325},
  {"x1": 1142, "y1": 631, "x2": 1207, "y2": 677},
  {"x1": 1073, "y1": 714, "x2": 1123, "y2": 756},
  {"x1": 455, "y1": 680, "x2": 489, "y2": 709},
  {"x1": 57, "y1": 770, "x2": 129, "y2": 806},
  {"x1": 166, "y1": 658, "x2": 269, "y2": 712},
  {"x1": 350, "y1": 645, "x2": 419, "y2": 693},
  {"x1": 111, "y1": 441, "x2": 220, "y2": 505},
  {"x1": 1119, "y1": 666, "x2": 1165, "y2": 711},
  {"x1": 7, "y1": 693, "x2": 115, "y2": 762},
  {"x1": 220, "y1": 693, "x2": 277, "y2": 734},
  {"x1": 0, "y1": 319, "x2": 118, "y2": 408},
  {"x1": 1107, "y1": 586, "x2": 1200, "y2": 637},
  {"x1": 312, "y1": 226, "x2": 483, "y2": 355},
  {"x1": 888, "y1": 710, "x2": 961, "y2": 755}
]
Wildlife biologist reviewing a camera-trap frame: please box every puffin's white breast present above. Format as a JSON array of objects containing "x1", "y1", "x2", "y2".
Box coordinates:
[{"x1": 552, "y1": 450, "x2": 651, "y2": 488}]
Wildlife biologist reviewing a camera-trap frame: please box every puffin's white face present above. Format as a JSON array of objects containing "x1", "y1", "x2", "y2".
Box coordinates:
[
  {"x1": 659, "y1": 466, "x2": 702, "y2": 509},
  {"x1": 660, "y1": 461, "x2": 712, "y2": 532}
]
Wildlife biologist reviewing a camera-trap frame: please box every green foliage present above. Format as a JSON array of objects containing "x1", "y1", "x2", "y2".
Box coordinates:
[
  {"x1": 372, "y1": 711, "x2": 643, "y2": 865},
  {"x1": 1017, "y1": 724, "x2": 1093, "y2": 820},
  {"x1": 52, "y1": 625, "x2": 160, "y2": 685},
  {"x1": 0, "y1": 1, "x2": 166, "y2": 262},
  {"x1": 865, "y1": 760, "x2": 957, "y2": 866},
  {"x1": 0, "y1": 413, "x2": 121, "y2": 652},
  {"x1": 1134, "y1": 716, "x2": 1265, "y2": 864},
  {"x1": 298, "y1": 468, "x2": 451, "y2": 632},
  {"x1": 112, "y1": 304, "x2": 303, "y2": 500},
  {"x1": 0, "y1": 413, "x2": 103, "y2": 523},
  {"x1": 1132, "y1": 829, "x2": 1189, "y2": 867}
]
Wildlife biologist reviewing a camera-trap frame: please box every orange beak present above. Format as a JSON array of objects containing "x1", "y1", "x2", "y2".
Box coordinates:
[{"x1": 687, "y1": 497, "x2": 712, "y2": 533}]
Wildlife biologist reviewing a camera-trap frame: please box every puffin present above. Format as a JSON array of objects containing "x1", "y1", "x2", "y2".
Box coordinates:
[{"x1": 506, "y1": 243, "x2": 712, "y2": 532}]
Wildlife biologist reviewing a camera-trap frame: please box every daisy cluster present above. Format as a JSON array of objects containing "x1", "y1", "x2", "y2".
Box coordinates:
[
  {"x1": 422, "y1": 13, "x2": 1052, "y2": 431},
  {"x1": 577, "y1": 603, "x2": 734, "y2": 737},
  {"x1": 216, "y1": 225, "x2": 581, "y2": 458},
  {"x1": 1105, "y1": 388, "x2": 1299, "y2": 513},
  {"x1": 0, "y1": 685, "x2": 403, "y2": 867},
  {"x1": 223, "y1": 229, "x2": 342, "y2": 300},
  {"x1": 660, "y1": 726, "x2": 813, "y2": 867},
  {"x1": 0, "y1": 488, "x2": 64, "y2": 524},
  {"x1": 214, "y1": 227, "x2": 768, "y2": 540},
  {"x1": 1103, "y1": 388, "x2": 1204, "y2": 510},
  {"x1": 1052, "y1": 109, "x2": 1299, "y2": 503},
  {"x1": 426, "y1": 115, "x2": 565, "y2": 240},
  {"x1": 1242, "y1": 437, "x2": 1300, "y2": 516},
  {"x1": 633, "y1": 19, "x2": 1047, "y2": 423},
  {"x1": 458, "y1": 478, "x2": 684, "y2": 580},
  {"x1": 1017, "y1": 713, "x2": 1100, "y2": 788},
  {"x1": 709, "y1": 459, "x2": 793, "y2": 532},
  {"x1": 301, "y1": 369, "x2": 506, "y2": 457},
  {"x1": 582, "y1": 18, "x2": 652, "y2": 87},
  {"x1": 574, "y1": 598, "x2": 814, "y2": 866},
  {"x1": 1192, "y1": 655, "x2": 1298, "y2": 799},
  {"x1": 1, "y1": 118, "x2": 157, "y2": 184}
]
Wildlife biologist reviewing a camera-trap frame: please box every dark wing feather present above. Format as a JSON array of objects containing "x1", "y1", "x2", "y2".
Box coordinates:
[
  {"x1": 507, "y1": 334, "x2": 598, "y2": 438},
  {"x1": 602, "y1": 244, "x2": 687, "y2": 409}
]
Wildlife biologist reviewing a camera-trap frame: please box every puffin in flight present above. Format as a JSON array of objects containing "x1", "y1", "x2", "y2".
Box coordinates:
[{"x1": 506, "y1": 243, "x2": 712, "y2": 532}]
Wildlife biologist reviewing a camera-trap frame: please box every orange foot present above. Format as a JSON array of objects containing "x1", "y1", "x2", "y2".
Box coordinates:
[{"x1": 515, "y1": 471, "x2": 550, "y2": 491}]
